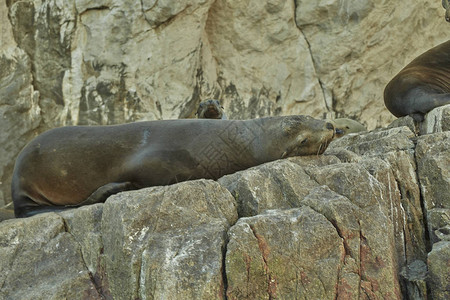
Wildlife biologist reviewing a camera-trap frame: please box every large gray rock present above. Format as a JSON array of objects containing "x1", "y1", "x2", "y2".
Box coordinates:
[
  {"x1": 101, "y1": 179, "x2": 237, "y2": 299},
  {"x1": 326, "y1": 126, "x2": 427, "y2": 263},
  {"x1": 420, "y1": 104, "x2": 450, "y2": 134},
  {"x1": 226, "y1": 207, "x2": 344, "y2": 299},
  {"x1": 218, "y1": 156, "x2": 341, "y2": 218},
  {"x1": 416, "y1": 132, "x2": 450, "y2": 244},
  {"x1": 0, "y1": 213, "x2": 101, "y2": 299},
  {"x1": 299, "y1": 185, "x2": 362, "y2": 299},
  {"x1": 427, "y1": 241, "x2": 450, "y2": 300},
  {"x1": 58, "y1": 204, "x2": 104, "y2": 278},
  {"x1": 220, "y1": 145, "x2": 404, "y2": 297},
  {"x1": 308, "y1": 162, "x2": 402, "y2": 298}
]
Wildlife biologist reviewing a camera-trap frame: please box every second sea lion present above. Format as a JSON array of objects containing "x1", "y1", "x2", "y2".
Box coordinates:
[
  {"x1": 331, "y1": 118, "x2": 367, "y2": 138},
  {"x1": 383, "y1": 39, "x2": 450, "y2": 121},
  {"x1": 196, "y1": 99, "x2": 227, "y2": 119}
]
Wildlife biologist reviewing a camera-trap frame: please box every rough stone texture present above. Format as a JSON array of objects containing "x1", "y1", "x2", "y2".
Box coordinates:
[
  {"x1": 0, "y1": 206, "x2": 14, "y2": 222},
  {"x1": 101, "y1": 179, "x2": 237, "y2": 299},
  {"x1": 226, "y1": 208, "x2": 344, "y2": 299},
  {"x1": 388, "y1": 115, "x2": 417, "y2": 134},
  {"x1": 307, "y1": 162, "x2": 402, "y2": 298},
  {"x1": 58, "y1": 204, "x2": 104, "y2": 276},
  {"x1": 0, "y1": 0, "x2": 448, "y2": 206},
  {"x1": 0, "y1": 213, "x2": 101, "y2": 299},
  {"x1": 416, "y1": 132, "x2": 450, "y2": 245},
  {"x1": 326, "y1": 127, "x2": 427, "y2": 263},
  {"x1": 0, "y1": 0, "x2": 16, "y2": 50},
  {"x1": 420, "y1": 104, "x2": 450, "y2": 134},
  {"x1": 217, "y1": 158, "x2": 333, "y2": 218},
  {"x1": 427, "y1": 241, "x2": 450, "y2": 300},
  {"x1": 219, "y1": 126, "x2": 433, "y2": 298},
  {"x1": 399, "y1": 260, "x2": 428, "y2": 300}
]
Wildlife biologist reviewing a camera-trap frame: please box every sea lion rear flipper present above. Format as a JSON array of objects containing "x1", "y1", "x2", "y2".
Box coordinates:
[
  {"x1": 413, "y1": 92, "x2": 450, "y2": 119},
  {"x1": 77, "y1": 182, "x2": 136, "y2": 206}
]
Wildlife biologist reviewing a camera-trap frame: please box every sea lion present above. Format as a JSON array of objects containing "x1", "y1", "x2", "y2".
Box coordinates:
[
  {"x1": 12, "y1": 116, "x2": 336, "y2": 217},
  {"x1": 383, "y1": 39, "x2": 450, "y2": 121},
  {"x1": 196, "y1": 99, "x2": 227, "y2": 119},
  {"x1": 330, "y1": 118, "x2": 367, "y2": 138},
  {"x1": 443, "y1": 0, "x2": 450, "y2": 22}
]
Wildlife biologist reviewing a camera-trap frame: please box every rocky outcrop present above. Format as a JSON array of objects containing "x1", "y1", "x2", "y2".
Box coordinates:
[
  {"x1": 1, "y1": 108, "x2": 449, "y2": 299},
  {"x1": 0, "y1": 0, "x2": 448, "y2": 206},
  {"x1": 1, "y1": 0, "x2": 449, "y2": 298}
]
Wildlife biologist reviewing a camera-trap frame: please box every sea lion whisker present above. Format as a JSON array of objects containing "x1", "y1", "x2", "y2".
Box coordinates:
[{"x1": 316, "y1": 143, "x2": 323, "y2": 156}]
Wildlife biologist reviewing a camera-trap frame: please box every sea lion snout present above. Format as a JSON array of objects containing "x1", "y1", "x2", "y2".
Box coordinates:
[
  {"x1": 335, "y1": 128, "x2": 345, "y2": 136},
  {"x1": 196, "y1": 99, "x2": 227, "y2": 119},
  {"x1": 279, "y1": 117, "x2": 336, "y2": 157}
]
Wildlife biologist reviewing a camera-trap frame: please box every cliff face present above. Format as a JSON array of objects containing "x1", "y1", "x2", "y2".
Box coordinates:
[
  {"x1": 1, "y1": 106, "x2": 449, "y2": 299},
  {"x1": 0, "y1": 0, "x2": 448, "y2": 206}
]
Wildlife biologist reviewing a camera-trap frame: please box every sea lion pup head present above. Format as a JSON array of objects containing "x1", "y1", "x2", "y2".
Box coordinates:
[
  {"x1": 196, "y1": 99, "x2": 227, "y2": 119},
  {"x1": 276, "y1": 115, "x2": 336, "y2": 158},
  {"x1": 443, "y1": 0, "x2": 450, "y2": 22},
  {"x1": 330, "y1": 118, "x2": 367, "y2": 138}
]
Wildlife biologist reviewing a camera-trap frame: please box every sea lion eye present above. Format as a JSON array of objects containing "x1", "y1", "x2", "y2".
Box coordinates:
[
  {"x1": 326, "y1": 122, "x2": 334, "y2": 130},
  {"x1": 301, "y1": 138, "x2": 308, "y2": 144}
]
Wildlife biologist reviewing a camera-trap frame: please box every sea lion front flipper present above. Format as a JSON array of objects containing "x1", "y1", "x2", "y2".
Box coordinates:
[
  {"x1": 76, "y1": 182, "x2": 136, "y2": 206},
  {"x1": 14, "y1": 182, "x2": 136, "y2": 217},
  {"x1": 412, "y1": 92, "x2": 450, "y2": 120}
]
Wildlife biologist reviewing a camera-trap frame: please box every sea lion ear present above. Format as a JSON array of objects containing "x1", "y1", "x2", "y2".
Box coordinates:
[
  {"x1": 281, "y1": 118, "x2": 295, "y2": 135},
  {"x1": 281, "y1": 116, "x2": 308, "y2": 135}
]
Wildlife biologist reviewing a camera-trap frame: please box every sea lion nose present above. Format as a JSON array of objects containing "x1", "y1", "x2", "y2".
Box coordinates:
[
  {"x1": 335, "y1": 128, "x2": 344, "y2": 135},
  {"x1": 326, "y1": 122, "x2": 334, "y2": 130}
]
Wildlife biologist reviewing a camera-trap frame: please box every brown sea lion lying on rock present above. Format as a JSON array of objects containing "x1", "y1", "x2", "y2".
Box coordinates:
[{"x1": 12, "y1": 116, "x2": 337, "y2": 217}]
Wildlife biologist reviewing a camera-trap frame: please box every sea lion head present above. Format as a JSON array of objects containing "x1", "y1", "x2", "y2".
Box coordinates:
[
  {"x1": 330, "y1": 118, "x2": 367, "y2": 138},
  {"x1": 277, "y1": 115, "x2": 336, "y2": 158},
  {"x1": 443, "y1": 0, "x2": 450, "y2": 22},
  {"x1": 196, "y1": 99, "x2": 225, "y2": 119}
]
